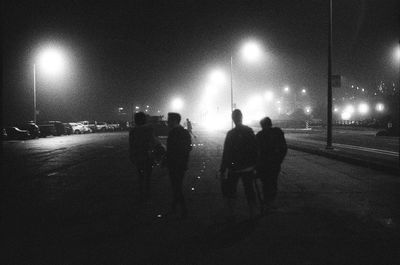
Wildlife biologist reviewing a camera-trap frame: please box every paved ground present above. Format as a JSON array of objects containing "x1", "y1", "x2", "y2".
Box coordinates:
[{"x1": 1, "y1": 131, "x2": 400, "y2": 264}]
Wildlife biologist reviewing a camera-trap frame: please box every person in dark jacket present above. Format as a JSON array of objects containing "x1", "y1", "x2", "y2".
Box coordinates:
[
  {"x1": 220, "y1": 109, "x2": 258, "y2": 219},
  {"x1": 256, "y1": 117, "x2": 287, "y2": 212},
  {"x1": 165, "y1": 112, "x2": 192, "y2": 218},
  {"x1": 129, "y1": 112, "x2": 160, "y2": 200}
]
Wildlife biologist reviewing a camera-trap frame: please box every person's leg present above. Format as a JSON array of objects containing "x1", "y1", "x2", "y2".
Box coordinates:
[
  {"x1": 168, "y1": 169, "x2": 179, "y2": 213},
  {"x1": 262, "y1": 167, "x2": 280, "y2": 208},
  {"x1": 144, "y1": 157, "x2": 153, "y2": 196},
  {"x1": 269, "y1": 166, "x2": 280, "y2": 204},
  {"x1": 136, "y1": 165, "x2": 145, "y2": 199},
  {"x1": 241, "y1": 172, "x2": 257, "y2": 218},
  {"x1": 175, "y1": 170, "x2": 187, "y2": 217},
  {"x1": 168, "y1": 168, "x2": 186, "y2": 216},
  {"x1": 224, "y1": 172, "x2": 239, "y2": 220}
]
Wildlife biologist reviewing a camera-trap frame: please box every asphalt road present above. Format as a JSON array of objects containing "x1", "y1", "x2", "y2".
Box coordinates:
[{"x1": 1, "y1": 131, "x2": 399, "y2": 264}]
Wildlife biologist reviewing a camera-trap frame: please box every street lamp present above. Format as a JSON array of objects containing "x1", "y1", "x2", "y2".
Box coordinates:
[
  {"x1": 230, "y1": 40, "x2": 264, "y2": 127},
  {"x1": 33, "y1": 47, "x2": 66, "y2": 123},
  {"x1": 171, "y1": 97, "x2": 184, "y2": 111}
]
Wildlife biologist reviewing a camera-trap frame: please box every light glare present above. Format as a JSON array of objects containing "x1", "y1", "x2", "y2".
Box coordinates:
[
  {"x1": 376, "y1": 103, "x2": 385, "y2": 112},
  {"x1": 171, "y1": 98, "x2": 184, "y2": 111},
  {"x1": 38, "y1": 48, "x2": 65, "y2": 75},
  {"x1": 241, "y1": 41, "x2": 263, "y2": 63},
  {"x1": 358, "y1": 103, "x2": 369, "y2": 115},
  {"x1": 264, "y1": 91, "x2": 274, "y2": 101}
]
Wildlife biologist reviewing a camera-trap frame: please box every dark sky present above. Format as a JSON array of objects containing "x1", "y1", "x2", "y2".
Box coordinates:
[{"x1": 2, "y1": 0, "x2": 399, "y2": 124}]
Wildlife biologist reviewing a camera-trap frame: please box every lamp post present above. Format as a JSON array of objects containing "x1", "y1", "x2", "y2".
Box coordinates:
[
  {"x1": 33, "y1": 64, "x2": 37, "y2": 123},
  {"x1": 326, "y1": 0, "x2": 333, "y2": 149},
  {"x1": 230, "y1": 40, "x2": 264, "y2": 127},
  {"x1": 33, "y1": 47, "x2": 65, "y2": 123}
]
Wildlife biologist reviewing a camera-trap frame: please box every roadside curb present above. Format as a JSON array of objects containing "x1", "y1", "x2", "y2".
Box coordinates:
[{"x1": 287, "y1": 143, "x2": 399, "y2": 176}]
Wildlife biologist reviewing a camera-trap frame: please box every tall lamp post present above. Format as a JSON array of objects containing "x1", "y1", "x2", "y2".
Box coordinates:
[
  {"x1": 326, "y1": 0, "x2": 333, "y2": 149},
  {"x1": 33, "y1": 47, "x2": 65, "y2": 123},
  {"x1": 230, "y1": 40, "x2": 264, "y2": 127}
]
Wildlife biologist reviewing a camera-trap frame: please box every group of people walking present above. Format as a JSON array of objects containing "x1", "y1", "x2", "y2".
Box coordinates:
[
  {"x1": 129, "y1": 109, "x2": 287, "y2": 220},
  {"x1": 220, "y1": 109, "x2": 287, "y2": 219}
]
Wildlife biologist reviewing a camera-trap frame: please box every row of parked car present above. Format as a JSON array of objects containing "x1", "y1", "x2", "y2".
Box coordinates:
[{"x1": 2, "y1": 120, "x2": 126, "y2": 140}]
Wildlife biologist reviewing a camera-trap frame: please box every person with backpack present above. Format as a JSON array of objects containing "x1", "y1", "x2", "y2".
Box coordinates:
[
  {"x1": 220, "y1": 109, "x2": 258, "y2": 220},
  {"x1": 256, "y1": 117, "x2": 287, "y2": 213}
]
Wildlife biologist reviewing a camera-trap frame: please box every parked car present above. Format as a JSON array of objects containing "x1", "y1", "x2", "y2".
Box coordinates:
[
  {"x1": 106, "y1": 121, "x2": 120, "y2": 131},
  {"x1": 48, "y1": 121, "x2": 66, "y2": 136},
  {"x1": 38, "y1": 124, "x2": 57, "y2": 137},
  {"x1": 69, "y1": 122, "x2": 85, "y2": 134},
  {"x1": 78, "y1": 121, "x2": 95, "y2": 132},
  {"x1": 63, "y1": 123, "x2": 73, "y2": 135},
  {"x1": 96, "y1": 122, "x2": 108, "y2": 132},
  {"x1": 18, "y1": 122, "x2": 40, "y2": 138},
  {"x1": 5, "y1": 127, "x2": 31, "y2": 140}
]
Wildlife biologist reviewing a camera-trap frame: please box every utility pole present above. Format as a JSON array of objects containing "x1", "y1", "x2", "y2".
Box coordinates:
[{"x1": 326, "y1": 0, "x2": 333, "y2": 149}]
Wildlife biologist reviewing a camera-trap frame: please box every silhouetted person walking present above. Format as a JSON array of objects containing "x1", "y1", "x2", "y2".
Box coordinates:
[
  {"x1": 129, "y1": 112, "x2": 160, "y2": 200},
  {"x1": 220, "y1": 109, "x2": 258, "y2": 220},
  {"x1": 165, "y1": 112, "x2": 192, "y2": 218},
  {"x1": 256, "y1": 117, "x2": 287, "y2": 213},
  {"x1": 185, "y1": 118, "x2": 196, "y2": 138}
]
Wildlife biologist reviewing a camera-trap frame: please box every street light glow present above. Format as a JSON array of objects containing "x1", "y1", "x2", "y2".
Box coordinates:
[
  {"x1": 264, "y1": 91, "x2": 274, "y2": 101},
  {"x1": 376, "y1": 103, "x2": 385, "y2": 112},
  {"x1": 209, "y1": 69, "x2": 227, "y2": 86},
  {"x1": 38, "y1": 47, "x2": 65, "y2": 75},
  {"x1": 284, "y1": 86, "x2": 290, "y2": 93},
  {"x1": 301, "y1": 89, "x2": 306, "y2": 94},
  {"x1": 341, "y1": 112, "x2": 351, "y2": 120},
  {"x1": 358, "y1": 103, "x2": 369, "y2": 115},
  {"x1": 394, "y1": 45, "x2": 400, "y2": 62},
  {"x1": 241, "y1": 41, "x2": 263, "y2": 63},
  {"x1": 171, "y1": 97, "x2": 184, "y2": 111},
  {"x1": 344, "y1": 105, "x2": 355, "y2": 114}
]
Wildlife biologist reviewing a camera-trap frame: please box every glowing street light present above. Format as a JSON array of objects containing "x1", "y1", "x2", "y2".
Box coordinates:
[
  {"x1": 376, "y1": 103, "x2": 385, "y2": 112},
  {"x1": 264, "y1": 91, "x2": 274, "y2": 101},
  {"x1": 229, "y1": 39, "x2": 264, "y2": 127},
  {"x1": 344, "y1": 104, "x2": 355, "y2": 114},
  {"x1": 394, "y1": 44, "x2": 400, "y2": 63},
  {"x1": 284, "y1": 86, "x2": 290, "y2": 93},
  {"x1": 171, "y1": 97, "x2": 184, "y2": 111},
  {"x1": 33, "y1": 46, "x2": 66, "y2": 123},
  {"x1": 301, "y1": 88, "x2": 306, "y2": 94},
  {"x1": 358, "y1": 103, "x2": 369, "y2": 115},
  {"x1": 241, "y1": 41, "x2": 263, "y2": 63},
  {"x1": 341, "y1": 112, "x2": 351, "y2": 120},
  {"x1": 209, "y1": 69, "x2": 227, "y2": 86}
]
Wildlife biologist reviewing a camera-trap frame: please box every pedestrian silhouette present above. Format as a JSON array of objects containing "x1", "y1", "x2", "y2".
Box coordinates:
[
  {"x1": 255, "y1": 117, "x2": 287, "y2": 213},
  {"x1": 129, "y1": 112, "x2": 161, "y2": 200},
  {"x1": 164, "y1": 112, "x2": 192, "y2": 218},
  {"x1": 220, "y1": 109, "x2": 258, "y2": 220},
  {"x1": 185, "y1": 118, "x2": 196, "y2": 138}
]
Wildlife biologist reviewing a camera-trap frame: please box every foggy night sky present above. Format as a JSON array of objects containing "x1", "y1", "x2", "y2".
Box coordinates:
[{"x1": 2, "y1": 0, "x2": 399, "y2": 124}]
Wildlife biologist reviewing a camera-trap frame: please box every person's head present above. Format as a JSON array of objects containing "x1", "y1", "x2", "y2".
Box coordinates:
[
  {"x1": 260, "y1": 117, "x2": 272, "y2": 130},
  {"x1": 232, "y1": 109, "x2": 243, "y2": 126},
  {"x1": 186, "y1": 118, "x2": 189, "y2": 122},
  {"x1": 134, "y1": 112, "x2": 146, "y2": 126},
  {"x1": 168, "y1": 112, "x2": 181, "y2": 128}
]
